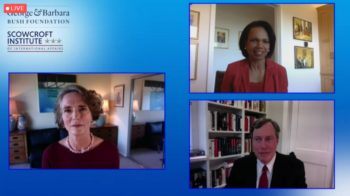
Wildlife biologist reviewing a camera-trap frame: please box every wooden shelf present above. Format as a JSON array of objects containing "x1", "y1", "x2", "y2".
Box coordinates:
[
  {"x1": 208, "y1": 131, "x2": 243, "y2": 134},
  {"x1": 209, "y1": 154, "x2": 242, "y2": 161},
  {"x1": 214, "y1": 183, "x2": 227, "y2": 188},
  {"x1": 190, "y1": 156, "x2": 207, "y2": 163},
  {"x1": 190, "y1": 101, "x2": 267, "y2": 188}
]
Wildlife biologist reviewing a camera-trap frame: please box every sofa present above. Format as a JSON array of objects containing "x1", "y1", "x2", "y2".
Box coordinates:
[
  {"x1": 144, "y1": 121, "x2": 164, "y2": 151},
  {"x1": 26, "y1": 128, "x2": 67, "y2": 168}
]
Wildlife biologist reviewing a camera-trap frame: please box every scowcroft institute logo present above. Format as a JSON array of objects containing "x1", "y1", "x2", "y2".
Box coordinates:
[{"x1": 4, "y1": 3, "x2": 70, "y2": 52}]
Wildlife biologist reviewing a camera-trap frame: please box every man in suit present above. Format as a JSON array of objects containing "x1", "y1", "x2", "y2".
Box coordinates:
[{"x1": 227, "y1": 118, "x2": 307, "y2": 188}]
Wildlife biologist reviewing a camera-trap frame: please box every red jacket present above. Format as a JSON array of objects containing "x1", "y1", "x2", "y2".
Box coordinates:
[{"x1": 221, "y1": 59, "x2": 288, "y2": 92}]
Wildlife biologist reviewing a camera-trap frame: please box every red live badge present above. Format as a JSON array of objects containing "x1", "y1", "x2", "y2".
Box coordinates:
[{"x1": 4, "y1": 4, "x2": 27, "y2": 13}]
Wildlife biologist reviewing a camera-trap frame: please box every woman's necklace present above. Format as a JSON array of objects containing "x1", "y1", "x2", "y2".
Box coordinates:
[{"x1": 66, "y1": 133, "x2": 94, "y2": 154}]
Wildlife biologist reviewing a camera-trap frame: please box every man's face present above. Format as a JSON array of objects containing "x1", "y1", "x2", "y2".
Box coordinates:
[{"x1": 252, "y1": 122, "x2": 278, "y2": 164}]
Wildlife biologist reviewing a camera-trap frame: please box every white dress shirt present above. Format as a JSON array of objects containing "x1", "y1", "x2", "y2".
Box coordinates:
[{"x1": 256, "y1": 153, "x2": 276, "y2": 188}]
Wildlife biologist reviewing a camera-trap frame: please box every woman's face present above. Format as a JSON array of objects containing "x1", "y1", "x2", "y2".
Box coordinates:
[
  {"x1": 245, "y1": 27, "x2": 270, "y2": 61},
  {"x1": 60, "y1": 92, "x2": 92, "y2": 136}
]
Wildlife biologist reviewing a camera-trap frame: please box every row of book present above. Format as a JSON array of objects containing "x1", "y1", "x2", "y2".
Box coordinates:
[
  {"x1": 213, "y1": 100, "x2": 245, "y2": 108},
  {"x1": 244, "y1": 115, "x2": 257, "y2": 132},
  {"x1": 245, "y1": 101, "x2": 266, "y2": 112},
  {"x1": 190, "y1": 161, "x2": 234, "y2": 189},
  {"x1": 211, "y1": 161, "x2": 234, "y2": 188},
  {"x1": 209, "y1": 111, "x2": 242, "y2": 131},
  {"x1": 190, "y1": 168, "x2": 207, "y2": 188},
  {"x1": 208, "y1": 137, "x2": 242, "y2": 157},
  {"x1": 211, "y1": 100, "x2": 266, "y2": 112},
  {"x1": 209, "y1": 111, "x2": 258, "y2": 132}
]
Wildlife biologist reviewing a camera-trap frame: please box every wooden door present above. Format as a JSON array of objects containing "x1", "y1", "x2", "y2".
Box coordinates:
[{"x1": 318, "y1": 5, "x2": 334, "y2": 92}]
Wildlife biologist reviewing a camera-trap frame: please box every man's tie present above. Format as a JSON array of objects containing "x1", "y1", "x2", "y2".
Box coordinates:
[{"x1": 258, "y1": 165, "x2": 268, "y2": 188}]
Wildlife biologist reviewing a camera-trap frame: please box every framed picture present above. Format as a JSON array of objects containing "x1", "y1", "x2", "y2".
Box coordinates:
[
  {"x1": 114, "y1": 84, "x2": 125, "y2": 107},
  {"x1": 37, "y1": 74, "x2": 76, "y2": 113},
  {"x1": 294, "y1": 46, "x2": 314, "y2": 69},
  {"x1": 214, "y1": 27, "x2": 229, "y2": 49},
  {"x1": 190, "y1": 10, "x2": 200, "y2": 39},
  {"x1": 190, "y1": 43, "x2": 198, "y2": 80},
  {"x1": 293, "y1": 17, "x2": 312, "y2": 42}
]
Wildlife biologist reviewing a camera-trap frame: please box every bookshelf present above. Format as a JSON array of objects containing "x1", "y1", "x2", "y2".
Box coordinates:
[{"x1": 190, "y1": 100, "x2": 266, "y2": 188}]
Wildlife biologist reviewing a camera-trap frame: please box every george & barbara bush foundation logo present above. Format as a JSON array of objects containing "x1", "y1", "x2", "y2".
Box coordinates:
[{"x1": 4, "y1": 3, "x2": 70, "y2": 52}]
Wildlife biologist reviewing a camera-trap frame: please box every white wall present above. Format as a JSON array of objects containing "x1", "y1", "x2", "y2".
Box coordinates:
[
  {"x1": 279, "y1": 5, "x2": 321, "y2": 92},
  {"x1": 109, "y1": 74, "x2": 133, "y2": 156},
  {"x1": 10, "y1": 74, "x2": 111, "y2": 129},
  {"x1": 190, "y1": 101, "x2": 199, "y2": 150},
  {"x1": 266, "y1": 101, "x2": 287, "y2": 152},
  {"x1": 190, "y1": 4, "x2": 214, "y2": 92}
]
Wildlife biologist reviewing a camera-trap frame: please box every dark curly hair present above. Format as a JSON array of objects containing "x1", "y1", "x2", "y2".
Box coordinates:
[
  {"x1": 250, "y1": 118, "x2": 280, "y2": 139},
  {"x1": 55, "y1": 84, "x2": 103, "y2": 128},
  {"x1": 239, "y1": 20, "x2": 276, "y2": 58}
]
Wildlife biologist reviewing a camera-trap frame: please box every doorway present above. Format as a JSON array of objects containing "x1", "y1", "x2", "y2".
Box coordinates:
[{"x1": 128, "y1": 74, "x2": 165, "y2": 168}]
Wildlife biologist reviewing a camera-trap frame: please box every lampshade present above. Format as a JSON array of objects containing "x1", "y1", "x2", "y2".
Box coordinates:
[
  {"x1": 10, "y1": 99, "x2": 18, "y2": 115},
  {"x1": 103, "y1": 99, "x2": 109, "y2": 112},
  {"x1": 133, "y1": 100, "x2": 139, "y2": 112}
]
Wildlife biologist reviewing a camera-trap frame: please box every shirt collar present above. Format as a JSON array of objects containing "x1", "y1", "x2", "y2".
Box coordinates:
[{"x1": 257, "y1": 152, "x2": 277, "y2": 172}]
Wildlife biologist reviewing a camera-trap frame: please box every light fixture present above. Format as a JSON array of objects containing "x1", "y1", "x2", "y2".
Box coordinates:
[
  {"x1": 133, "y1": 100, "x2": 139, "y2": 112},
  {"x1": 103, "y1": 99, "x2": 109, "y2": 113},
  {"x1": 10, "y1": 99, "x2": 18, "y2": 115},
  {"x1": 132, "y1": 100, "x2": 139, "y2": 122}
]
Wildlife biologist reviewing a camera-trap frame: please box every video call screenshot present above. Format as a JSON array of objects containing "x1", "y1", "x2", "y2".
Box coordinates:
[{"x1": 2, "y1": 1, "x2": 344, "y2": 196}]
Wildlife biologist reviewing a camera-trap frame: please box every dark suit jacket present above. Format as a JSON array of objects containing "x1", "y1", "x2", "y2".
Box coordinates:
[{"x1": 226, "y1": 152, "x2": 307, "y2": 188}]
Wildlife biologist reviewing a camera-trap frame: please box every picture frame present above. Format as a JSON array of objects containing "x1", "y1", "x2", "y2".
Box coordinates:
[
  {"x1": 294, "y1": 46, "x2": 314, "y2": 69},
  {"x1": 114, "y1": 84, "x2": 125, "y2": 107},
  {"x1": 190, "y1": 43, "x2": 198, "y2": 80},
  {"x1": 214, "y1": 27, "x2": 229, "y2": 49},
  {"x1": 190, "y1": 10, "x2": 200, "y2": 40},
  {"x1": 293, "y1": 17, "x2": 312, "y2": 42},
  {"x1": 37, "y1": 74, "x2": 76, "y2": 113}
]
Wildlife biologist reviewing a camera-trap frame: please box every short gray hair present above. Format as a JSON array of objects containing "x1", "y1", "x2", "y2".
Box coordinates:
[{"x1": 250, "y1": 118, "x2": 280, "y2": 139}]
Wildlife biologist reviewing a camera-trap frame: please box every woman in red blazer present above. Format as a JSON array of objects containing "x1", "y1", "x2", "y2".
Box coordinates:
[{"x1": 221, "y1": 21, "x2": 288, "y2": 92}]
